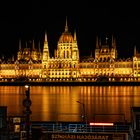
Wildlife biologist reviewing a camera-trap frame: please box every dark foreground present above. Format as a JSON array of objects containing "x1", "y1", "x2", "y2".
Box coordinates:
[{"x1": 1, "y1": 81, "x2": 140, "y2": 86}]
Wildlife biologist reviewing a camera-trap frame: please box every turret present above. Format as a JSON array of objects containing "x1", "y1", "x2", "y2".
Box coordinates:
[
  {"x1": 42, "y1": 31, "x2": 50, "y2": 64},
  {"x1": 31, "y1": 39, "x2": 38, "y2": 60},
  {"x1": 112, "y1": 35, "x2": 116, "y2": 48},
  {"x1": 99, "y1": 38, "x2": 101, "y2": 46},
  {"x1": 105, "y1": 35, "x2": 108, "y2": 45},
  {"x1": 95, "y1": 36, "x2": 100, "y2": 59},
  {"x1": 72, "y1": 30, "x2": 79, "y2": 60},
  {"x1": 96, "y1": 36, "x2": 99, "y2": 49},
  {"x1": 32, "y1": 39, "x2": 35, "y2": 50},
  {"x1": 134, "y1": 45, "x2": 137, "y2": 56},
  {"x1": 17, "y1": 39, "x2": 22, "y2": 60},
  {"x1": 74, "y1": 30, "x2": 77, "y2": 41},
  {"x1": 110, "y1": 35, "x2": 117, "y2": 59},
  {"x1": 38, "y1": 41, "x2": 42, "y2": 60},
  {"x1": 19, "y1": 39, "x2": 22, "y2": 50}
]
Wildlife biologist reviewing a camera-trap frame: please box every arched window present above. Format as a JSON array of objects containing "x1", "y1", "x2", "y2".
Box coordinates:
[
  {"x1": 63, "y1": 51, "x2": 65, "y2": 58},
  {"x1": 100, "y1": 58, "x2": 102, "y2": 62},
  {"x1": 107, "y1": 57, "x2": 110, "y2": 61},
  {"x1": 67, "y1": 51, "x2": 69, "y2": 58}
]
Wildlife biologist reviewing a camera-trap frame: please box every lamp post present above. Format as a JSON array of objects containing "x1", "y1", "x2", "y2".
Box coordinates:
[
  {"x1": 23, "y1": 85, "x2": 32, "y2": 140},
  {"x1": 76, "y1": 101, "x2": 87, "y2": 131}
]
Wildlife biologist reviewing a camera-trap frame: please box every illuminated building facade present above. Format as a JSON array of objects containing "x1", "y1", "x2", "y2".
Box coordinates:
[{"x1": 0, "y1": 19, "x2": 140, "y2": 82}]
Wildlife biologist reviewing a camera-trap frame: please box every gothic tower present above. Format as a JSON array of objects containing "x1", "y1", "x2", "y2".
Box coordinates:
[
  {"x1": 111, "y1": 35, "x2": 117, "y2": 59},
  {"x1": 55, "y1": 17, "x2": 80, "y2": 78},
  {"x1": 42, "y1": 32, "x2": 50, "y2": 78},
  {"x1": 31, "y1": 39, "x2": 38, "y2": 61},
  {"x1": 42, "y1": 32, "x2": 50, "y2": 64},
  {"x1": 17, "y1": 39, "x2": 22, "y2": 60},
  {"x1": 95, "y1": 36, "x2": 100, "y2": 59},
  {"x1": 72, "y1": 30, "x2": 79, "y2": 61}
]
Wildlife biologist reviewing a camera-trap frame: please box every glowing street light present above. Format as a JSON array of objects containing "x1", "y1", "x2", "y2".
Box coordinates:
[
  {"x1": 89, "y1": 122, "x2": 114, "y2": 126},
  {"x1": 76, "y1": 101, "x2": 87, "y2": 131},
  {"x1": 76, "y1": 101, "x2": 86, "y2": 122}
]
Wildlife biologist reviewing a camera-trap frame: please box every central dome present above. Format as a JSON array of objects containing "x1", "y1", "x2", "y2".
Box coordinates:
[
  {"x1": 58, "y1": 18, "x2": 74, "y2": 43},
  {"x1": 59, "y1": 32, "x2": 74, "y2": 43}
]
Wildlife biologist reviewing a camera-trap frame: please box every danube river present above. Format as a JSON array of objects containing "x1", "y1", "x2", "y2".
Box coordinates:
[{"x1": 0, "y1": 85, "x2": 140, "y2": 123}]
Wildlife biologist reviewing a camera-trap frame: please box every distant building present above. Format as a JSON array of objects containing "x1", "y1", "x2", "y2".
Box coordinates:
[{"x1": 0, "y1": 18, "x2": 140, "y2": 82}]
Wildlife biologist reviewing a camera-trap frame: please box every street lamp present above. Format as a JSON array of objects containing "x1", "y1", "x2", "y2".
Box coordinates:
[
  {"x1": 23, "y1": 85, "x2": 32, "y2": 140},
  {"x1": 76, "y1": 101, "x2": 85, "y2": 122},
  {"x1": 76, "y1": 101, "x2": 87, "y2": 131}
]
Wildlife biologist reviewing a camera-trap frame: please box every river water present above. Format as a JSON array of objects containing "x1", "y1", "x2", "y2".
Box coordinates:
[{"x1": 0, "y1": 85, "x2": 140, "y2": 123}]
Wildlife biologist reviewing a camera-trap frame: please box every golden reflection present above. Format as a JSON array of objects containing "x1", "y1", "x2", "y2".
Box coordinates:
[{"x1": 1, "y1": 86, "x2": 140, "y2": 122}]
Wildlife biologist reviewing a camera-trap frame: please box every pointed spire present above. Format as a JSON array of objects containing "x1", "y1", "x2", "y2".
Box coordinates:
[
  {"x1": 26, "y1": 41, "x2": 28, "y2": 48},
  {"x1": 90, "y1": 51, "x2": 93, "y2": 57},
  {"x1": 74, "y1": 30, "x2": 77, "y2": 41},
  {"x1": 44, "y1": 31, "x2": 49, "y2": 50},
  {"x1": 114, "y1": 38, "x2": 116, "y2": 47},
  {"x1": 114, "y1": 37, "x2": 116, "y2": 48},
  {"x1": 38, "y1": 41, "x2": 41, "y2": 52},
  {"x1": 99, "y1": 38, "x2": 101, "y2": 46},
  {"x1": 65, "y1": 16, "x2": 68, "y2": 32},
  {"x1": 38, "y1": 41, "x2": 41, "y2": 60},
  {"x1": 112, "y1": 35, "x2": 116, "y2": 48},
  {"x1": 19, "y1": 39, "x2": 21, "y2": 50},
  {"x1": 134, "y1": 45, "x2": 137, "y2": 56},
  {"x1": 44, "y1": 31, "x2": 48, "y2": 46},
  {"x1": 2, "y1": 55, "x2": 4, "y2": 60},
  {"x1": 105, "y1": 35, "x2": 108, "y2": 44},
  {"x1": 32, "y1": 39, "x2": 35, "y2": 50},
  {"x1": 42, "y1": 31, "x2": 50, "y2": 62},
  {"x1": 12, "y1": 55, "x2": 14, "y2": 61},
  {"x1": 96, "y1": 36, "x2": 99, "y2": 48},
  {"x1": 45, "y1": 31, "x2": 48, "y2": 42},
  {"x1": 112, "y1": 35, "x2": 114, "y2": 46}
]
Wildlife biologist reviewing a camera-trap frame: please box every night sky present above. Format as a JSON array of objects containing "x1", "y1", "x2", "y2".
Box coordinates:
[{"x1": 0, "y1": 2, "x2": 140, "y2": 59}]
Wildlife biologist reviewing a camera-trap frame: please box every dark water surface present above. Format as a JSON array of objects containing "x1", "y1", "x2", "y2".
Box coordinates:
[{"x1": 0, "y1": 86, "x2": 140, "y2": 123}]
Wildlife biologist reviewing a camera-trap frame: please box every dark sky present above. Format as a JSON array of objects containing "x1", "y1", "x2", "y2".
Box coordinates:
[{"x1": 0, "y1": 2, "x2": 140, "y2": 59}]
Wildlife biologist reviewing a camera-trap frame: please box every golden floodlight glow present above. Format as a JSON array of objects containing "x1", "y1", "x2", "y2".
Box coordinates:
[
  {"x1": 25, "y1": 85, "x2": 29, "y2": 89},
  {"x1": 89, "y1": 122, "x2": 114, "y2": 126},
  {"x1": 0, "y1": 18, "x2": 140, "y2": 82}
]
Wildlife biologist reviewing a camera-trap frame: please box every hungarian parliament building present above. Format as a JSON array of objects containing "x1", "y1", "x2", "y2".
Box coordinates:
[{"x1": 0, "y1": 20, "x2": 140, "y2": 82}]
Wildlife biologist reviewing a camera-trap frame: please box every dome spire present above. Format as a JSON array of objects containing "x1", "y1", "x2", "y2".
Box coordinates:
[
  {"x1": 99, "y1": 38, "x2": 101, "y2": 46},
  {"x1": 74, "y1": 29, "x2": 77, "y2": 41},
  {"x1": 38, "y1": 41, "x2": 41, "y2": 52},
  {"x1": 65, "y1": 16, "x2": 68, "y2": 32},
  {"x1": 134, "y1": 45, "x2": 137, "y2": 56},
  {"x1": 32, "y1": 39, "x2": 35, "y2": 50},
  {"x1": 45, "y1": 31, "x2": 48, "y2": 42},
  {"x1": 112, "y1": 35, "x2": 116, "y2": 48},
  {"x1": 26, "y1": 41, "x2": 28, "y2": 48},
  {"x1": 19, "y1": 39, "x2": 21, "y2": 50},
  {"x1": 96, "y1": 36, "x2": 99, "y2": 48},
  {"x1": 112, "y1": 35, "x2": 114, "y2": 46},
  {"x1": 105, "y1": 35, "x2": 108, "y2": 44}
]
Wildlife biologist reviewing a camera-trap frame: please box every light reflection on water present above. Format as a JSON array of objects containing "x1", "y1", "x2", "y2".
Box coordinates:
[{"x1": 0, "y1": 86, "x2": 140, "y2": 123}]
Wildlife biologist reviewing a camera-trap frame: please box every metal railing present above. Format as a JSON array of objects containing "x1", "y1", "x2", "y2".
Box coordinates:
[{"x1": 31, "y1": 122, "x2": 130, "y2": 133}]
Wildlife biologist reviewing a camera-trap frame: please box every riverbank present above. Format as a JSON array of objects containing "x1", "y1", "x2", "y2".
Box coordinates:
[{"x1": 0, "y1": 81, "x2": 140, "y2": 86}]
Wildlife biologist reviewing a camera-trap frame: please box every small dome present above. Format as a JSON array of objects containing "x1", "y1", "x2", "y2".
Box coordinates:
[{"x1": 58, "y1": 32, "x2": 74, "y2": 43}]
